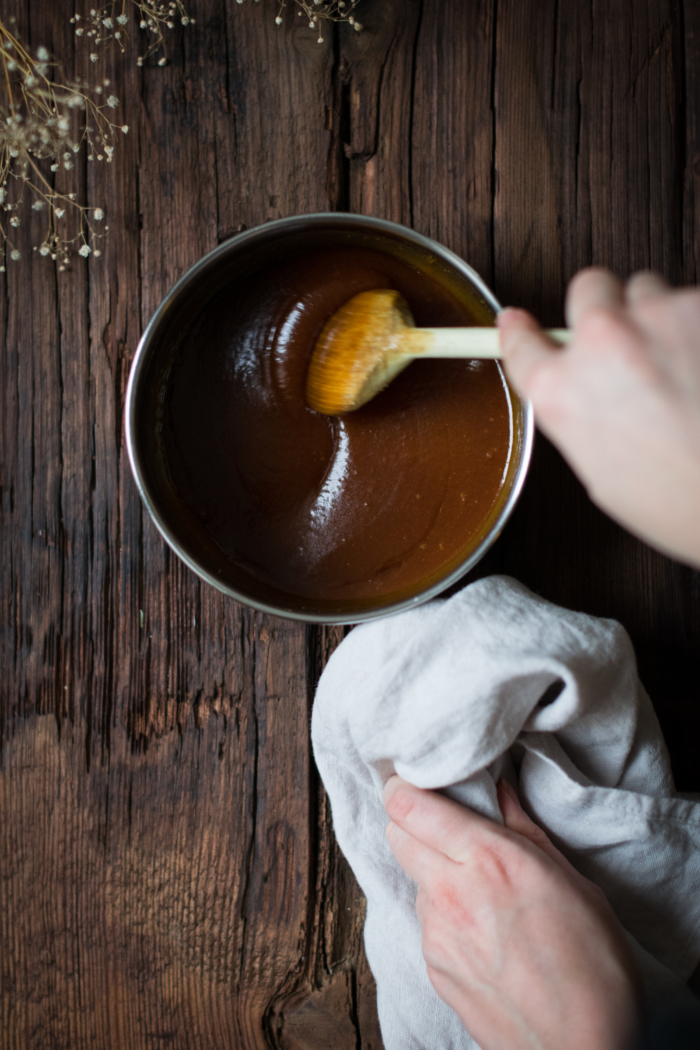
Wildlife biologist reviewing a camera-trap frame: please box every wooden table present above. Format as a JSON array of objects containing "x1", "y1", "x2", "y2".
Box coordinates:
[{"x1": 2, "y1": 1, "x2": 699, "y2": 1046}]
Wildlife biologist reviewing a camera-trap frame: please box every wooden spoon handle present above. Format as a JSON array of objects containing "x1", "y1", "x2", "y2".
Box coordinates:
[{"x1": 409, "y1": 327, "x2": 572, "y2": 359}]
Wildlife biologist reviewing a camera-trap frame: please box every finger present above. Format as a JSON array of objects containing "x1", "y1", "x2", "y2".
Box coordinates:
[
  {"x1": 496, "y1": 780, "x2": 582, "y2": 881},
  {"x1": 385, "y1": 819, "x2": 446, "y2": 887},
  {"x1": 625, "y1": 270, "x2": 669, "y2": 305},
  {"x1": 497, "y1": 308, "x2": 560, "y2": 399},
  {"x1": 384, "y1": 776, "x2": 502, "y2": 864},
  {"x1": 566, "y1": 267, "x2": 623, "y2": 328}
]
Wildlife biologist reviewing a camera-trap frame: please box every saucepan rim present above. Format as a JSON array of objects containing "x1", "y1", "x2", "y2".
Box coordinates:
[{"x1": 125, "y1": 212, "x2": 534, "y2": 624}]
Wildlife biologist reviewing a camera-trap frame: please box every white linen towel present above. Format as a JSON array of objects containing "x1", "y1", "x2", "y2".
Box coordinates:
[{"x1": 311, "y1": 576, "x2": 700, "y2": 1050}]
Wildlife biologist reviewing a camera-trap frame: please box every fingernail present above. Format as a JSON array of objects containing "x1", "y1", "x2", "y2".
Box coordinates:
[
  {"x1": 497, "y1": 779, "x2": 521, "y2": 807},
  {"x1": 382, "y1": 774, "x2": 401, "y2": 807}
]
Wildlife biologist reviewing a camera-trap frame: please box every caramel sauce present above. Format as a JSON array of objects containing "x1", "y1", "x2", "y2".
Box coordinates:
[{"x1": 164, "y1": 246, "x2": 513, "y2": 603}]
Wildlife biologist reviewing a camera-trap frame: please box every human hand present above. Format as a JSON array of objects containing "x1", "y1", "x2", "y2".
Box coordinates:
[
  {"x1": 498, "y1": 269, "x2": 700, "y2": 567},
  {"x1": 383, "y1": 775, "x2": 641, "y2": 1050}
]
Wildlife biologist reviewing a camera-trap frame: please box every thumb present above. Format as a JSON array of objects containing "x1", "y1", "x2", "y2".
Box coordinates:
[{"x1": 498, "y1": 307, "x2": 560, "y2": 401}]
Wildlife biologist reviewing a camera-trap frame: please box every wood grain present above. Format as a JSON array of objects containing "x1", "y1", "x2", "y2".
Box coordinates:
[{"x1": 1, "y1": 0, "x2": 700, "y2": 1047}]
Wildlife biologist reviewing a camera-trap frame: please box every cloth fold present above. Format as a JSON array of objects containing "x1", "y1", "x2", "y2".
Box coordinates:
[{"x1": 311, "y1": 576, "x2": 700, "y2": 1050}]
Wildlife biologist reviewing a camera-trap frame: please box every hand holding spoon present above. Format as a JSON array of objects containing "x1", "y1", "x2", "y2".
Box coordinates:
[{"x1": 306, "y1": 289, "x2": 571, "y2": 415}]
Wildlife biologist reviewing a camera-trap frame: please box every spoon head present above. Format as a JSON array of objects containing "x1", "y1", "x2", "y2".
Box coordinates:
[{"x1": 306, "y1": 288, "x2": 415, "y2": 415}]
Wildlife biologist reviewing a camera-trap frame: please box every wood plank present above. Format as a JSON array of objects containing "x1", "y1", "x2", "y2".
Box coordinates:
[{"x1": 1, "y1": 2, "x2": 371, "y2": 1046}]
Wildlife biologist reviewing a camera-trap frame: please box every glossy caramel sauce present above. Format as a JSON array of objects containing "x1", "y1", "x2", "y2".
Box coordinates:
[{"x1": 164, "y1": 247, "x2": 513, "y2": 603}]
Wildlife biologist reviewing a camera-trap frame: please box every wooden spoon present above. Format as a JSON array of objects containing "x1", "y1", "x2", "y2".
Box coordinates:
[{"x1": 306, "y1": 289, "x2": 571, "y2": 415}]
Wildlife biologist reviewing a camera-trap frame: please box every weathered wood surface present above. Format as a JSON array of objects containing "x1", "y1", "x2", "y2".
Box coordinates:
[{"x1": 1, "y1": 0, "x2": 699, "y2": 1046}]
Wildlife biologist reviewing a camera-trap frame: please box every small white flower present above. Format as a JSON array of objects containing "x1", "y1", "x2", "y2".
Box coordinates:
[
  {"x1": 58, "y1": 116, "x2": 70, "y2": 131},
  {"x1": 158, "y1": 57, "x2": 167, "y2": 66},
  {"x1": 55, "y1": 208, "x2": 65, "y2": 218},
  {"x1": 24, "y1": 74, "x2": 39, "y2": 88},
  {"x1": 32, "y1": 201, "x2": 45, "y2": 210},
  {"x1": 275, "y1": 15, "x2": 282, "y2": 23},
  {"x1": 94, "y1": 208, "x2": 104, "y2": 220},
  {"x1": 0, "y1": 266, "x2": 5, "y2": 273},
  {"x1": 36, "y1": 63, "x2": 48, "y2": 76},
  {"x1": 354, "y1": 21, "x2": 362, "y2": 30},
  {"x1": 9, "y1": 216, "x2": 20, "y2": 227},
  {"x1": 76, "y1": 28, "x2": 84, "y2": 36},
  {"x1": 7, "y1": 59, "x2": 17, "y2": 71},
  {"x1": 140, "y1": 19, "x2": 147, "y2": 28},
  {"x1": 9, "y1": 148, "x2": 19, "y2": 158},
  {"x1": 90, "y1": 53, "x2": 98, "y2": 62},
  {"x1": 167, "y1": 21, "x2": 174, "y2": 28},
  {"x1": 94, "y1": 249, "x2": 102, "y2": 257},
  {"x1": 79, "y1": 244, "x2": 91, "y2": 257},
  {"x1": 0, "y1": 188, "x2": 5, "y2": 202},
  {"x1": 115, "y1": 31, "x2": 121, "y2": 39},
  {"x1": 39, "y1": 245, "x2": 49, "y2": 256},
  {"x1": 72, "y1": 143, "x2": 80, "y2": 152},
  {"x1": 50, "y1": 164, "x2": 59, "y2": 172},
  {"x1": 102, "y1": 17, "x2": 113, "y2": 28},
  {"x1": 121, "y1": 125, "x2": 129, "y2": 133},
  {"x1": 107, "y1": 95, "x2": 119, "y2": 108},
  {"x1": 69, "y1": 194, "x2": 76, "y2": 200},
  {"x1": 10, "y1": 250, "x2": 21, "y2": 261},
  {"x1": 137, "y1": 56, "x2": 144, "y2": 66},
  {"x1": 37, "y1": 46, "x2": 49, "y2": 60},
  {"x1": 64, "y1": 160, "x2": 74, "y2": 170},
  {"x1": 181, "y1": 15, "x2": 190, "y2": 25},
  {"x1": 117, "y1": 14, "x2": 128, "y2": 25}
]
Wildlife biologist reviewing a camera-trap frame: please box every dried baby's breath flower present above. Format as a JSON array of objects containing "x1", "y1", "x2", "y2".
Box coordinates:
[
  {"x1": 76, "y1": 1, "x2": 192, "y2": 65},
  {"x1": 240, "y1": 0, "x2": 364, "y2": 40},
  {"x1": 0, "y1": 20, "x2": 124, "y2": 266}
]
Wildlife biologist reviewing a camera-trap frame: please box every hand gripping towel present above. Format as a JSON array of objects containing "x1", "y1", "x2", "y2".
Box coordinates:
[{"x1": 311, "y1": 576, "x2": 700, "y2": 1050}]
